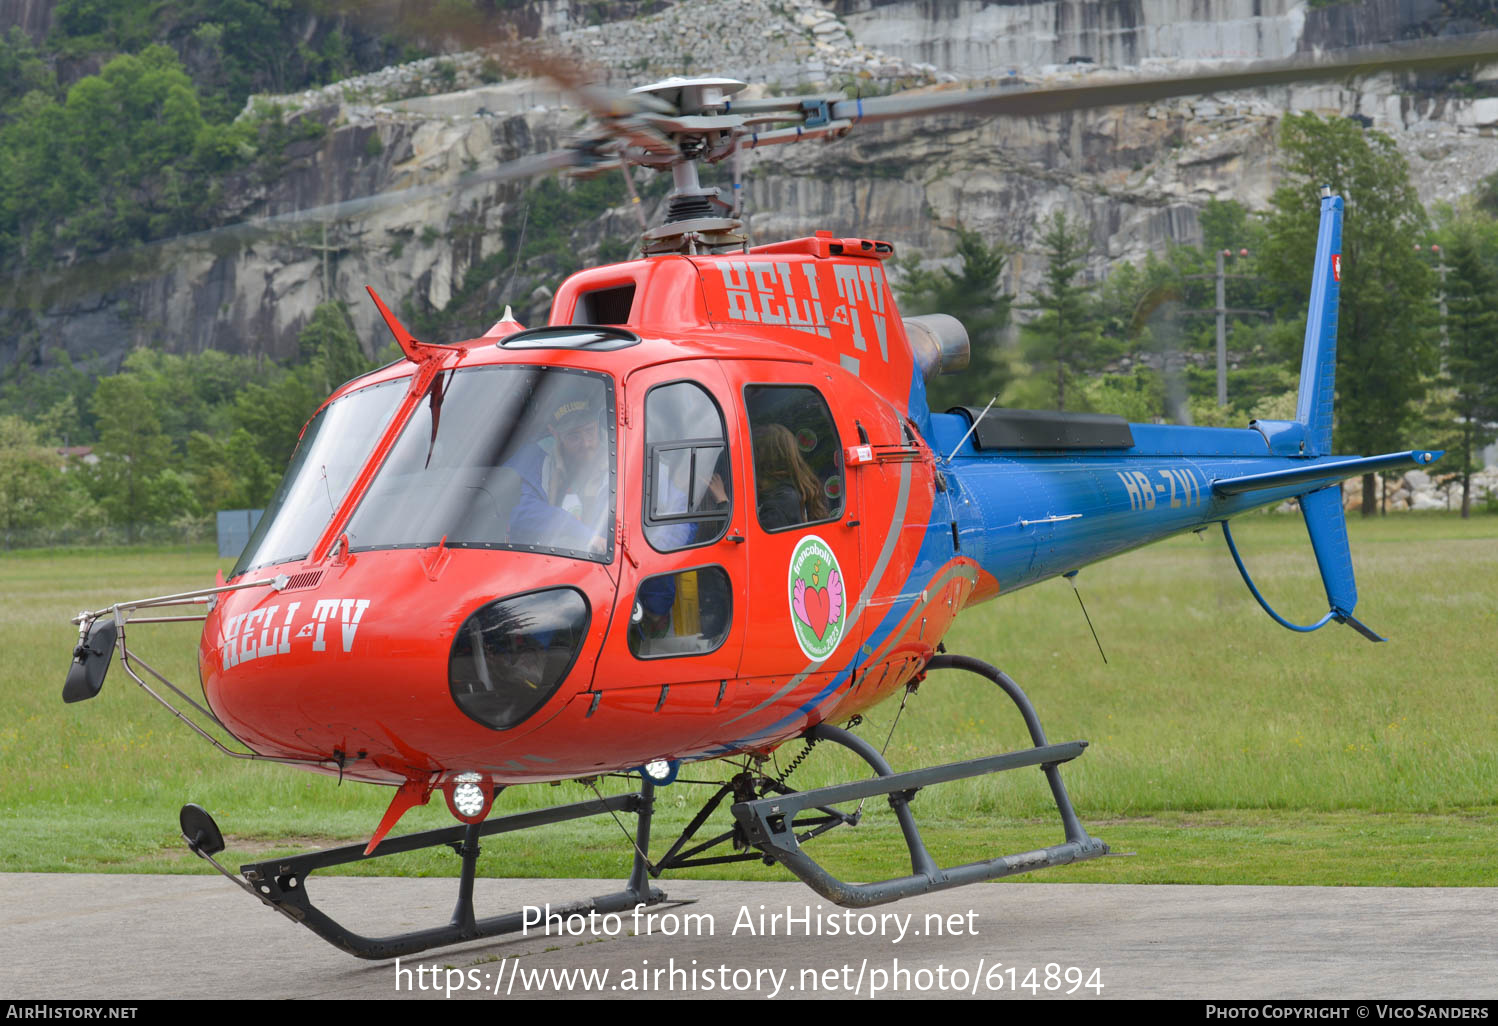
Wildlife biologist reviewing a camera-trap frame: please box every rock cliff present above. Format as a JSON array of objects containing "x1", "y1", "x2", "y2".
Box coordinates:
[{"x1": 9, "y1": 0, "x2": 1497, "y2": 372}]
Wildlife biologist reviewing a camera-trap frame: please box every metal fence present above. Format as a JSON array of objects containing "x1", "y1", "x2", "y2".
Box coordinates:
[
  {"x1": 1, "y1": 510, "x2": 266, "y2": 554},
  {"x1": 1, "y1": 518, "x2": 218, "y2": 552}
]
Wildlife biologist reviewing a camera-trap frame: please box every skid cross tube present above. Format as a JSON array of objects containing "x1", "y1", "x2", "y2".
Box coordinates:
[
  {"x1": 653, "y1": 773, "x2": 859, "y2": 874},
  {"x1": 729, "y1": 655, "x2": 1107, "y2": 907},
  {"x1": 232, "y1": 786, "x2": 666, "y2": 960}
]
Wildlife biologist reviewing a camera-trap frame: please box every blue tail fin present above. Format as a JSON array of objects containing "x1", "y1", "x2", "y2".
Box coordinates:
[
  {"x1": 1295, "y1": 191, "x2": 1344, "y2": 457},
  {"x1": 1293, "y1": 193, "x2": 1380, "y2": 638},
  {"x1": 1252, "y1": 189, "x2": 1344, "y2": 458},
  {"x1": 1298, "y1": 486, "x2": 1359, "y2": 622},
  {"x1": 1222, "y1": 487, "x2": 1386, "y2": 642},
  {"x1": 1303, "y1": 483, "x2": 1385, "y2": 640}
]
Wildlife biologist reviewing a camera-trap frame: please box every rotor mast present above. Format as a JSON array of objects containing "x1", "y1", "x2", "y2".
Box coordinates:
[
  {"x1": 626, "y1": 76, "x2": 749, "y2": 256},
  {"x1": 597, "y1": 75, "x2": 855, "y2": 256},
  {"x1": 640, "y1": 148, "x2": 744, "y2": 256}
]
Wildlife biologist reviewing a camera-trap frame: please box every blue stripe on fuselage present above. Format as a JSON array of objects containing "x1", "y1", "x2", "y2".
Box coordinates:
[{"x1": 704, "y1": 501, "x2": 955, "y2": 755}]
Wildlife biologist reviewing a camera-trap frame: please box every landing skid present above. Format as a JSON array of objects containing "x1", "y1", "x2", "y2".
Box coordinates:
[
  {"x1": 645, "y1": 657, "x2": 1107, "y2": 903},
  {"x1": 733, "y1": 653, "x2": 1108, "y2": 905},
  {"x1": 180, "y1": 654, "x2": 1102, "y2": 957},
  {"x1": 182, "y1": 789, "x2": 666, "y2": 960}
]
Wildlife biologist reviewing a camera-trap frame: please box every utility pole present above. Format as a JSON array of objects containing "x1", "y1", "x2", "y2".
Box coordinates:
[
  {"x1": 1215, "y1": 248, "x2": 1228, "y2": 406},
  {"x1": 1414, "y1": 242, "x2": 1449, "y2": 347},
  {"x1": 308, "y1": 221, "x2": 350, "y2": 303},
  {"x1": 1184, "y1": 248, "x2": 1263, "y2": 407}
]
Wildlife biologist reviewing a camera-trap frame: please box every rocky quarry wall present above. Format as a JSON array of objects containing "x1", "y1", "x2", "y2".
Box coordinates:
[{"x1": 15, "y1": 0, "x2": 1498, "y2": 493}]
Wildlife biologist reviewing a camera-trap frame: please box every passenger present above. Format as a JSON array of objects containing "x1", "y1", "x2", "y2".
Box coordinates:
[
  {"x1": 753, "y1": 424, "x2": 827, "y2": 530},
  {"x1": 636, "y1": 458, "x2": 729, "y2": 646}
]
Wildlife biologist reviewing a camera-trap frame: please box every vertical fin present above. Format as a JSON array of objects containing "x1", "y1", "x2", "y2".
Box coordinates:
[
  {"x1": 1302, "y1": 484, "x2": 1386, "y2": 642},
  {"x1": 1299, "y1": 485, "x2": 1356, "y2": 616},
  {"x1": 1294, "y1": 192, "x2": 1384, "y2": 641},
  {"x1": 1295, "y1": 190, "x2": 1344, "y2": 457}
]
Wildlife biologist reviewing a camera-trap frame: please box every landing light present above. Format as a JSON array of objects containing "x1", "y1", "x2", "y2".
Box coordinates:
[
  {"x1": 452, "y1": 774, "x2": 485, "y2": 818},
  {"x1": 443, "y1": 771, "x2": 497, "y2": 824},
  {"x1": 641, "y1": 758, "x2": 679, "y2": 786}
]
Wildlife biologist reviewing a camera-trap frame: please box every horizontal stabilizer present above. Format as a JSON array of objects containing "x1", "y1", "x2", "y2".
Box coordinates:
[{"x1": 1212, "y1": 450, "x2": 1440, "y2": 497}]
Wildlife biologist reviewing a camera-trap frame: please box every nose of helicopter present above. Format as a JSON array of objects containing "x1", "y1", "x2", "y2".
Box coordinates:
[{"x1": 198, "y1": 548, "x2": 615, "y2": 780}]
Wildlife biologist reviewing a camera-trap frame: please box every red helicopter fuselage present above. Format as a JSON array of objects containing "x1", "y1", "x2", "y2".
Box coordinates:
[{"x1": 200, "y1": 233, "x2": 980, "y2": 794}]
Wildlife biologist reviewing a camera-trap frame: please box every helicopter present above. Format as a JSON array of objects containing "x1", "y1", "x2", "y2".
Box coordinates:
[{"x1": 59, "y1": 35, "x2": 1494, "y2": 960}]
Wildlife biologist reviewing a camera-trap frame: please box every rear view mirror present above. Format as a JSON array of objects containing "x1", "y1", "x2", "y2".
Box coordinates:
[{"x1": 63, "y1": 619, "x2": 116, "y2": 703}]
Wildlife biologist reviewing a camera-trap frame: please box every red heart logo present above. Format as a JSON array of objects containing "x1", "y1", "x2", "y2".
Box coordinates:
[{"x1": 803, "y1": 585, "x2": 830, "y2": 640}]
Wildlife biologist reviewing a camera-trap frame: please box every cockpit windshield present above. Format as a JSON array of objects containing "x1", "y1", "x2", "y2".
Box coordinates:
[
  {"x1": 232, "y1": 377, "x2": 406, "y2": 578},
  {"x1": 342, "y1": 366, "x2": 616, "y2": 562}
]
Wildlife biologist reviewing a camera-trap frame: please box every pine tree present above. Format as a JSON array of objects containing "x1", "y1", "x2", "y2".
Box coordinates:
[
  {"x1": 1259, "y1": 113, "x2": 1435, "y2": 516},
  {"x1": 894, "y1": 228, "x2": 1013, "y2": 412},
  {"x1": 1020, "y1": 211, "x2": 1107, "y2": 411},
  {"x1": 1439, "y1": 223, "x2": 1498, "y2": 517}
]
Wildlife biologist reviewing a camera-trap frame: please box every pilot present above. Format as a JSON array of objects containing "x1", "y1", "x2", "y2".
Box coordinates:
[{"x1": 508, "y1": 389, "x2": 611, "y2": 554}]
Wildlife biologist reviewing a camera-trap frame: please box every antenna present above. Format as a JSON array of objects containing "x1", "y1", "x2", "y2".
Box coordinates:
[
  {"x1": 946, "y1": 397, "x2": 999, "y2": 462},
  {"x1": 1062, "y1": 570, "x2": 1108, "y2": 664}
]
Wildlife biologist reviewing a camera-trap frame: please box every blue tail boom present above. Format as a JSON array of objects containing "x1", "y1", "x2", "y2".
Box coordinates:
[{"x1": 923, "y1": 189, "x2": 1436, "y2": 645}]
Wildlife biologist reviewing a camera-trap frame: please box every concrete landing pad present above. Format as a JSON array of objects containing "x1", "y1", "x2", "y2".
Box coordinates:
[{"x1": 3, "y1": 874, "x2": 1494, "y2": 1000}]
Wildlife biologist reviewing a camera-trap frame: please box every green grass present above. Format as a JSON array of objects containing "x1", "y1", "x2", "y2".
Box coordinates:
[{"x1": 2, "y1": 513, "x2": 1495, "y2": 885}]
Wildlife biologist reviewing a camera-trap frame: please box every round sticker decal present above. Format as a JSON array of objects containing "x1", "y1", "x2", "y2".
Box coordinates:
[
  {"x1": 795, "y1": 427, "x2": 818, "y2": 453},
  {"x1": 788, "y1": 534, "x2": 845, "y2": 661}
]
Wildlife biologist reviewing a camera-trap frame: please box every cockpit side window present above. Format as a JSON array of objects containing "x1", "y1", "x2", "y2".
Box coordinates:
[
  {"x1": 231, "y1": 377, "x2": 405, "y2": 577},
  {"x1": 744, "y1": 385, "x2": 844, "y2": 532},
  {"x1": 628, "y1": 566, "x2": 732, "y2": 658},
  {"x1": 642, "y1": 381, "x2": 731, "y2": 552}
]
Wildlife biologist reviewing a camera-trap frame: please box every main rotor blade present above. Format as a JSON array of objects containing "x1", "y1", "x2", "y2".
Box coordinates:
[
  {"x1": 1, "y1": 147, "x2": 585, "y2": 312},
  {"x1": 224, "y1": 147, "x2": 585, "y2": 235},
  {"x1": 834, "y1": 32, "x2": 1498, "y2": 124},
  {"x1": 509, "y1": 45, "x2": 675, "y2": 117},
  {"x1": 505, "y1": 48, "x2": 679, "y2": 155}
]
